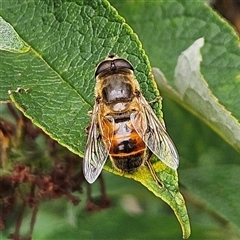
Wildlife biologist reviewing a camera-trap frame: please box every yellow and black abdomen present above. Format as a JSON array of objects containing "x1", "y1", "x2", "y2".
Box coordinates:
[{"x1": 109, "y1": 119, "x2": 146, "y2": 172}]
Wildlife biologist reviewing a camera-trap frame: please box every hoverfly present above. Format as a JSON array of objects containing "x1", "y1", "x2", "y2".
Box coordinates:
[{"x1": 83, "y1": 54, "x2": 179, "y2": 186}]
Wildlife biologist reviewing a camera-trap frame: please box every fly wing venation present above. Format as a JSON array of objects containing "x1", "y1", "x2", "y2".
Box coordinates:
[{"x1": 130, "y1": 94, "x2": 179, "y2": 170}]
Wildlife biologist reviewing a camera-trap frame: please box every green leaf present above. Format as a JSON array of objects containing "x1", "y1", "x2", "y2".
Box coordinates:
[
  {"x1": 180, "y1": 165, "x2": 240, "y2": 232},
  {"x1": 107, "y1": 0, "x2": 240, "y2": 237},
  {"x1": 0, "y1": 0, "x2": 190, "y2": 238},
  {"x1": 110, "y1": 0, "x2": 240, "y2": 151},
  {"x1": 105, "y1": 161, "x2": 190, "y2": 238},
  {"x1": 0, "y1": 0, "x2": 158, "y2": 154},
  {"x1": 153, "y1": 38, "x2": 240, "y2": 152}
]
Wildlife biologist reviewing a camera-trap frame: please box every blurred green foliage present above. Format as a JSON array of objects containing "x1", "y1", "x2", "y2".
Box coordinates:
[{"x1": 1, "y1": 0, "x2": 240, "y2": 239}]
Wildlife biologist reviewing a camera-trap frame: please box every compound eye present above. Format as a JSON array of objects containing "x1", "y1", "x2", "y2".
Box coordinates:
[
  {"x1": 95, "y1": 58, "x2": 134, "y2": 77},
  {"x1": 113, "y1": 58, "x2": 134, "y2": 71},
  {"x1": 95, "y1": 60, "x2": 112, "y2": 77}
]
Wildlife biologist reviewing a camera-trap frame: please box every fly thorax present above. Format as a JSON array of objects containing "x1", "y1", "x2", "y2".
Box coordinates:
[{"x1": 102, "y1": 75, "x2": 133, "y2": 103}]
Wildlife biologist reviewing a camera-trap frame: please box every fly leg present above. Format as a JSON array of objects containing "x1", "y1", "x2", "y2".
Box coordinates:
[
  {"x1": 145, "y1": 151, "x2": 164, "y2": 188},
  {"x1": 148, "y1": 96, "x2": 162, "y2": 105},
  {"x1": 135, "y1": 90, "x2": 162, "y2": 105}
]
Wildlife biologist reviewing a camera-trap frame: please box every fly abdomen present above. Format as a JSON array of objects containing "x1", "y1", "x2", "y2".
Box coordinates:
[
  {"x1": 113, "y1": 139, "x2": 137, "y2": 154},
  {"x1": 111, "y1": 153, "x2": 144, "y2": 172},
  {"x1": 109, "y1": 117, "x2": 146, "y2": 172}
]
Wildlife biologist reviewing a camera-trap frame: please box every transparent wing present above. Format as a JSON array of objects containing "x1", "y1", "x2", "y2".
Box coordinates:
[
  {"x1": 130, "y1": 95, "x2": 179, "y2": 170},
  {"x1": 83, "y1": 103, "x2": 111, "y2": 184}
]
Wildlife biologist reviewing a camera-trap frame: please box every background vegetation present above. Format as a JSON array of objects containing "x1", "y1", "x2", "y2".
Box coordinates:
[{"x1": 1, "y1": 0, "x2": 240, "y2": 239}]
